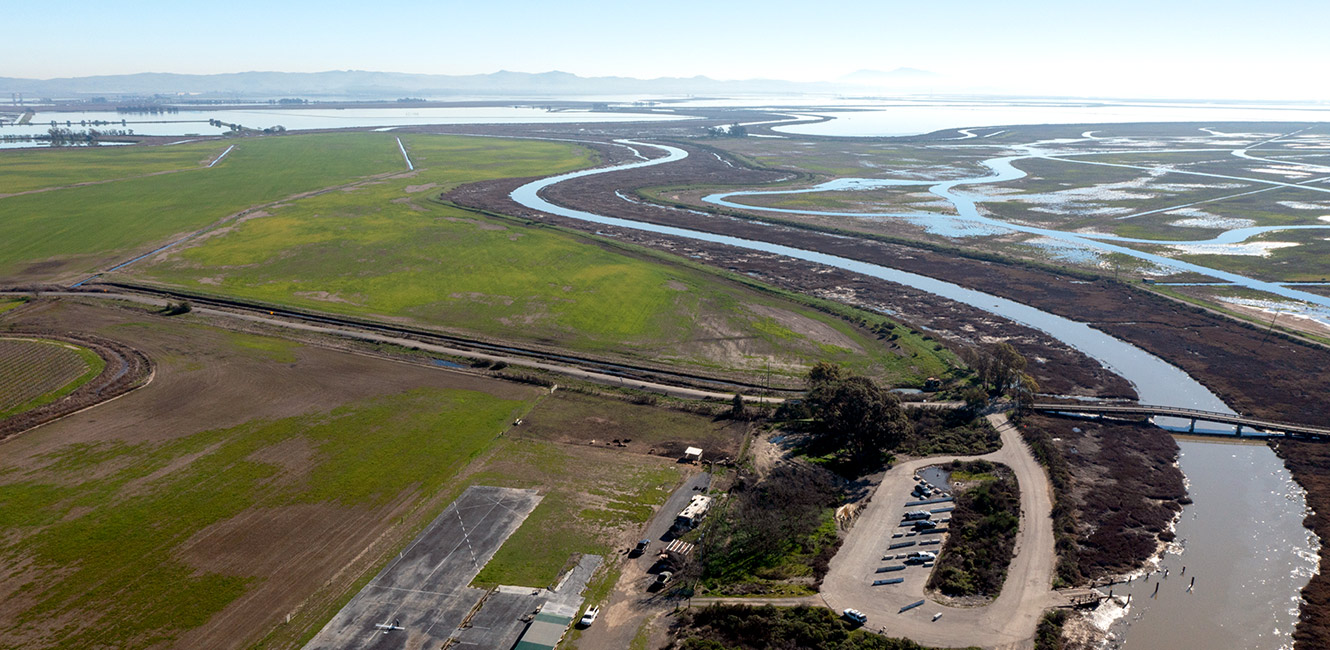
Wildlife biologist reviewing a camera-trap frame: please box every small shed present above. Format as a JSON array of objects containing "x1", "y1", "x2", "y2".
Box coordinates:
[{"x1": 683, "y1": 447, "x2": 703, "y2": 463}]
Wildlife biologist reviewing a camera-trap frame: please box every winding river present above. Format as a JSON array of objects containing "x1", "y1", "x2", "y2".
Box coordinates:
[
  {"x1": 509, "y1": 139, "x2": 1318, "y2": 649},
  {"x1": 704, "y1": 142, "x2": 1330, "y2": 309}
]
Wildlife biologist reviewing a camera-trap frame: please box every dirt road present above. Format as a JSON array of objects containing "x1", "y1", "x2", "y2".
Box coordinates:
[
  {"x1": 821, "y1": 414, "x2": 1059, "y2": 650},
  {"x1": 574, "y1": 471, "x2": 710, "y2": 649}
]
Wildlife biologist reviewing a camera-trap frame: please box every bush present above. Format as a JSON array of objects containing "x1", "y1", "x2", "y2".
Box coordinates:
[
  {"x1": 1034, "y1": 610, "x2": 1069, "y2": 650},
  {"x1": 926, "y1": 463, "x2": 1020, "y2": 598},
  {"x1": 699, "y1": 465, "x2": 841, "y2": 590},
  {"x1": 672, "y1": 605, "x2": 948, "y2": 650},
  {"x1": 160, "y1": 301, "x2": 191, "y2": 316}
]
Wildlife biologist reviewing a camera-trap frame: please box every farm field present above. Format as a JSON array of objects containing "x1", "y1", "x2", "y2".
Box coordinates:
[
  {"x1": 0, "y1": 132, "x2": 407, "y2": 282},
  {"x1": 127, "y1": 133, "x2": 946, "y2": 383},
  {"x1": 0, "y1": 140, "x2": 230, "y2": 195},
  {"x1": 0, "y1": 298, "x2": 749, "y2": 650},
  {"x1": 0, "y1": 337, "x2": 105, "y2": 418},
  {"x1": 516, "y1": 389, "x2": 749, "y2": 460},
  {"x1": 0, "y1": 299, "x2": 544, "y2": 650}
]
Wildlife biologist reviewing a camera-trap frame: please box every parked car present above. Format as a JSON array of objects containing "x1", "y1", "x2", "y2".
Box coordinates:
[
  {"x1": 578, "y1": 606, "x2": 600, "y2": 627},
  {"x1": 630, "y1": 539, "x2": 650, "y2": 557},
  {"x1": 843, "y1": 608, "x2": 867, "y2": 625}
]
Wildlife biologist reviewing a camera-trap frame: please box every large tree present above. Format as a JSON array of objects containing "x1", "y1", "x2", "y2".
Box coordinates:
[{"x1": 806, "y1": 372, "x2": 908, "y2": 463}]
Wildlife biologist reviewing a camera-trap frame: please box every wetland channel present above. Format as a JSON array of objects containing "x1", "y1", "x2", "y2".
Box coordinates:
[{"x1": 510, "y1": 139, "x2": 1318, "y2": 650}]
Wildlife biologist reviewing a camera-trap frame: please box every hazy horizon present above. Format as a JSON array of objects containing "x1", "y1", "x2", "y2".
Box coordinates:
[{"x1": 6, "y1": 0, "x2": 1330, "y2": 101}]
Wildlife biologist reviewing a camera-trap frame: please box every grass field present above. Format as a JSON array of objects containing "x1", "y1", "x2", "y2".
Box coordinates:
[
  {"x1": 0, "y1": 133, "x2": 405, "y2": 280},
  {"x1": 0, "y1": 337, "x2": 104, "y2": 418},
  {"x1": 466, "y1": 438, "x2": 683, "y2": 589},
  {"x1": 0, "y1": 386, "x2": 527, "y2": 649},
  {"x1": 517, "y1": 390, "x2": 748, "y2": 459},
  {"x1": 130, "y1": 133, "x2": 946, "y2": 383},
  {"x1": 0, "y1": 140, "x2": 228, "y2": 195}
]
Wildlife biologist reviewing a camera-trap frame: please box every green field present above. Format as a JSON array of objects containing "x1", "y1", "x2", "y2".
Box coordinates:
[
  {"x1": 0, "y1": 337, "x2": 105, "y2": 418},
  {"x1": 129, "y1": 133, "x2": 947, "y2": 382},
  {"x1": 0, "y1": 140, "x2": 231, "y2": 195},
  {"x1": 0, "y1": 386, "x2": 527, "y2": 649},
  {"x1": 466, "y1": 438, "x2": 683, "y2": 588},
  {"x1": 0, "y1": 133, "x2": 406, "y2": 279}
]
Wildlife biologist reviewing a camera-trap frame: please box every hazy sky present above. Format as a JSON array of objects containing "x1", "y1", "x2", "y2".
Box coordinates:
[{"x1": 6, "y1": 0, "x2": 1329, "y2": 100}]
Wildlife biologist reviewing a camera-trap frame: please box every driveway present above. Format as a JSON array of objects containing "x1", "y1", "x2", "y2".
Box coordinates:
[{"x1": 572, "y1": 469, "x2": 710, "y2": 649}]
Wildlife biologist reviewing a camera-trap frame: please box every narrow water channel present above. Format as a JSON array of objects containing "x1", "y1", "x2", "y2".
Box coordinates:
[{"x1": 509, "y1": 139, "x2": 1317, "y2": 649}]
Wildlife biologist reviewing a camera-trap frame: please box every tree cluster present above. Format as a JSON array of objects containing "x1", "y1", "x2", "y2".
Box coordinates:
[
  {"x1": 960, "y1": 342, "x2": 1039, "y2": 411},
  {"x1": 802, "y1": 362, "x2": 908, "y2": 467},
  {"x1": 698, "y1": 464, "x2": 840, "y2": 587}
]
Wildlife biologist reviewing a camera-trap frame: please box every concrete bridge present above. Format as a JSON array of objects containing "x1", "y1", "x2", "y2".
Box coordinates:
[{"x1": 1030, "y1": 403, "x2": 1330, "y2": 439}]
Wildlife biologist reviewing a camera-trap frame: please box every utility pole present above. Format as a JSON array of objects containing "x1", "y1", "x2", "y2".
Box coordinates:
[{"x1": 1256, "y1": 307, "x2": 1283, "y2": 349}]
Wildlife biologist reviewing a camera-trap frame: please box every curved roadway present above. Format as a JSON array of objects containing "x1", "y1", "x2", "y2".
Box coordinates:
[{"x1": 820, "y1": 414, "x2": 1057, "y2": 649}]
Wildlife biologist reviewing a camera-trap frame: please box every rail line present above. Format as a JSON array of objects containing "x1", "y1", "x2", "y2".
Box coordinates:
[{"x1": 80, "y1": 281, "x2": 802, "y2": 397}]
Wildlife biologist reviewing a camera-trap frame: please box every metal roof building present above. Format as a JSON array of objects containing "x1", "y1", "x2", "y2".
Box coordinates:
[{"x1": 513, "y1": 602, "x2": 577, "y2": 650}]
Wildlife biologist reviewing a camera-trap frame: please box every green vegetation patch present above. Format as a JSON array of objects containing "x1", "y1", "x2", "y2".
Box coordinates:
[
  {"x1": 897, "y1": 409, "x2": 1001, "y2": 457},
  {"x1": 0, "y1": 387, "x2": 525, "y2": 649},
  {"x1": 698, "y1": 464, "x2": 841, "y2": 596},
  {"x1": 926, "y1": 460, "x2": 1020, "y2": 599},
  {"x1": 224, "y1": 330, "x2": 301, "y2": 363},
  {"x1": 1035, "y1": 609, "x2": 1070, "y2": 650},
  {"x1": 0, "y1": 140, "x2": 227, "y2": 195},
  {"x1": 133, "y1": 134, "x2": 944, "y2": 383},
  {"x1": 468, "y1": 438, "x2": 682, "y2": 588},
  {"x1": 0, "y1": 337, "x2": 104, "y2": 418},
  {"x1": 0, "y1": 132, "x2": 404, "y2": 278}
]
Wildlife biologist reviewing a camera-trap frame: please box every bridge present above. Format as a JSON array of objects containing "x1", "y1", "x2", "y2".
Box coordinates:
[{"x1": 1030, "y1": 403, "x2": 1330, "y2": 439}]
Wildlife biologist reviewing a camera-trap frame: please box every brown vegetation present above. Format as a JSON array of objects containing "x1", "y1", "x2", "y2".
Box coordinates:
[
  {"x1": 0, "y1": 325, "x2": 152, "y2": 442},
  {"x1": 1019, "y1": 414, "x2": 1186, "y2": 585},
  {"x1": 668, "y1": 604, "x2": 945, "y2": 650}
]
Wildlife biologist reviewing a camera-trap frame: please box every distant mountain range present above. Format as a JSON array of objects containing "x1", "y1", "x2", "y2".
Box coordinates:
[{"x1": 0, "y1": 68, "x2": 945, "y2": 100}]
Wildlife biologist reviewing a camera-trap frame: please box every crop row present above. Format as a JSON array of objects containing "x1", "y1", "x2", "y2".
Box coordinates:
[{"x1": 0, "y1": 339, "x2": 92, "y2": 413}]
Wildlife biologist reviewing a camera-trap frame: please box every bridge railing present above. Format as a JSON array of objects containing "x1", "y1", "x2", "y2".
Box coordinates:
[{"x1": 1031, "y1": 403, "x2": 1330, "y2": 435}]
